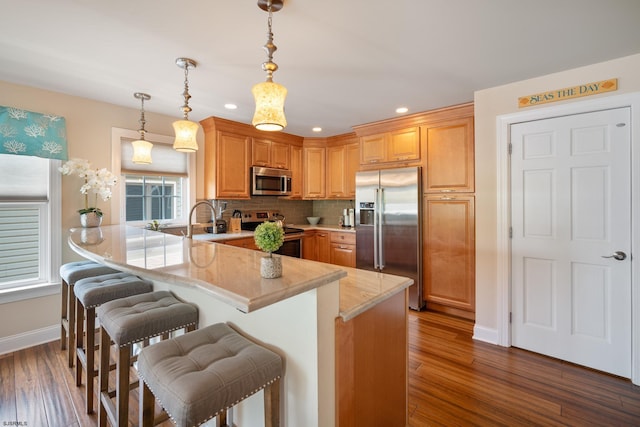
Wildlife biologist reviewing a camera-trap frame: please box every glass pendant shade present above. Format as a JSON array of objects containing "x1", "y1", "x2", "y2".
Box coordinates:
[
  {"x1": 131, "y1": 139, "x2": 153, "y2": 164},
  {"x1": 252, "y1": 81, "x2": 287, "y2": 131},
  {"x1": 172, "y1": 119, "x2": 199, "y2": 152}
]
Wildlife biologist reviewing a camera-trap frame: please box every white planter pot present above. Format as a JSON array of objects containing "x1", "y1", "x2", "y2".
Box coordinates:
[{"x1": 260, "y1": 255, "x2": 282, "y2": 279}]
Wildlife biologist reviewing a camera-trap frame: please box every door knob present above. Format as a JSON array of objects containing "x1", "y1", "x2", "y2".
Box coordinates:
[{"x1": 601, "y1": 251, "x2": 627, "y2": 261}]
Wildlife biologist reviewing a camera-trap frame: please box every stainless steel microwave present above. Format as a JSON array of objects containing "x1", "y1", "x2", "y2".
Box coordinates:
[{"x1": 251, "y1": 166, "x2": 292, "y2": 196}]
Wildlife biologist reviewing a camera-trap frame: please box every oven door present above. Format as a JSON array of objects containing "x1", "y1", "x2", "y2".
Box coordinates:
[
  {"x1": 275, "y1": 236, "x2": 301, "y2": 258},
  {"x1": 252, "y1": 166, "x2": 292, "y2": 196}
]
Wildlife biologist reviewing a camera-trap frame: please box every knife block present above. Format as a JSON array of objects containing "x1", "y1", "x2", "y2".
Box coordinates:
[{"x1": 230, "y1": 218, "x2": 242, "y2": 233}]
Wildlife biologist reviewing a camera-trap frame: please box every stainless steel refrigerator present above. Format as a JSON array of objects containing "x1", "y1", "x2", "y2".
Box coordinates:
[{"x1": 355, "y1": 166, "x2": 423, "y2": 310}]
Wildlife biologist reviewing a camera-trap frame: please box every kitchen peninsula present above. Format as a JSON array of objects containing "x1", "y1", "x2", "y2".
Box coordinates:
[{"x1": 68, "y1": 225, "x2": 412, "y2": 426}]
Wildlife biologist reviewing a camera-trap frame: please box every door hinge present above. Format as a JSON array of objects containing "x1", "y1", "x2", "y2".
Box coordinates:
[
  {"x1": 508, "y1": 143, "x2": 512, "y2": 155},
  {"x1": 509, "y1": 312, "x2": 512, "y2": 323},
  {"x1": 509, "y1": 227, "x2": 513, "y2": 238}
]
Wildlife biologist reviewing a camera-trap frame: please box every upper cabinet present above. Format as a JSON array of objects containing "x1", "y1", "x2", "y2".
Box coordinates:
[
  {"x1": 201, "y1": 117, "x2": 302, "y2": 200},
  {"x1": 303, "y1": 145, "x2": 326, "y2": 199},
  {"x1": 423, "y1": 116, "x2": 474, "y2": 193},
  {"x1": 359, "y1": 127, "x2": 420, "y2": 165},
  {"x1": 288, "y1": 145, "x2": 303, "y2": 199},
  {"x1": 326, "y1": 137, "x2": 359, "y2": 199},
  {"x1": 252, "y1": 138, "x2": 290, "y2": 170}
]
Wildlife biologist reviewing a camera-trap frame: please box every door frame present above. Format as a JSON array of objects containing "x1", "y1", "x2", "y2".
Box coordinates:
[{"x1": 496, "y1": 92, "x2": 640, "y2": 384}]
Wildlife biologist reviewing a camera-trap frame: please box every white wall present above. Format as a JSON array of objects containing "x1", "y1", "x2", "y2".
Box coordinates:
[
  {"x1": 0, "y1": 81, "x2": 203, "y2": 342},
  {"x1": 473, "y1": 53, "x2": 640, "y2": 336}
]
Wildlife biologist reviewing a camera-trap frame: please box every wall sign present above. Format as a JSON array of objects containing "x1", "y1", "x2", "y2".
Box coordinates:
[{"x1": 518, "y1": 78, "x2": 618, "y2": 108}]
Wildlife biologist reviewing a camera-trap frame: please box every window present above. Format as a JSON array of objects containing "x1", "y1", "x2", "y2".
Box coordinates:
[
  {"x1": 111, "y1": 128, "x2": 195, "y2": 225},
  {"x1": 0, "y1": 154, "x2": 61, "y2": 302},
  {"x1": 125, "y1": 175, "x2": 184, "y2": 221}
]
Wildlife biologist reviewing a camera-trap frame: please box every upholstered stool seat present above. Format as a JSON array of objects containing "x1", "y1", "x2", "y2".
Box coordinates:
[
  {"x1": 60, "y1": 261, "x2": 120, "y2": 367},
  {"x1": 97, "y1": 290, "x2": 198, "y2": 427},
  {"x1": 137, "y1": 323, "x2": 283, "y2": 427},
  {"x1": 74, "y1": 272, "x2": 153, "y2": 413}
]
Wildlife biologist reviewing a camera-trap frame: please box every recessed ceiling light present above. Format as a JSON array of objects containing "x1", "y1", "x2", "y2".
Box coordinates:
[
  {"x1": 312, "y1": 127, "x2": 322, "y2": 132},
  {"x1": 396, "y1": 107, "x2": 409, "y2": 114},
  {"x1": 224, "y1": 103, "x2": 238, "y2": 110}
]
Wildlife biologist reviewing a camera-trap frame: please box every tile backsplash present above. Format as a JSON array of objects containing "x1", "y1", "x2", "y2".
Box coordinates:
[{"x1": 193, "y1": 197, "x2": 354, "y2": 227}]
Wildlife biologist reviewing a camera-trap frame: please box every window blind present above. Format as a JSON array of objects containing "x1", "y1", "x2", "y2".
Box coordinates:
[
  {"x1": 0, "y1": 153, "x2": 49, "y2": 201},
  {"x1": 121, "y1": 140, "x2": 188, "y2": 177},
  {"x1": 0, "y1": 206, "x2": 41, "y2": 286}
]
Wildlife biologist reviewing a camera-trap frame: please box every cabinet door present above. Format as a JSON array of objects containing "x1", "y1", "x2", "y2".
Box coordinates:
[
  {"x1": 289, "y1": 145, "x2": 303, "y2": 199},
  {"x1": 271, "y1": 141, "x2": 290, "y2": 169},
  {"x1": 326, "y1": 145, "x2": 346, "y2": 198},
  {"x1": 216, "y1": 131, "x2": 251, "y2": 199},
  {"x1": 302, "y1": 231, "x2": 316, "y2": 260},
  {"x1": 315, "y1": 231, "x2": 331, "y2": 263},
  {"x1": 303, "y1": 147, "x2": 326, "y2": 199},
  {"x1": 330, "y1": 243, "x2": 356, "y2": 267},
  {"x1": 387, "y1": 127, "x2": 420, "y2": 162},
  {"x1": 423, "y1": 194, "x2": 475, "y2": 313},
  {"x1": 252, "y1": 138, "x2": 271, "y2": 167},
  {"x1": 345, "y1": 143, "x2": 360, "y2": 198},
  {"x1": 424, "y1": 117, "x2": 474, "y2": 192},
  {"x1": 360, "y1": 134, "x2": 387, "y2": 165},
  {"x1": 225, "y1": 237, "x2": 258, "y2": 250}
]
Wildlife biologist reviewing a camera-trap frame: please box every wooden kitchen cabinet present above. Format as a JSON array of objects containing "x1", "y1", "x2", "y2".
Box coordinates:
[
  {"x1": 202, "y1": 120, "x2": 251, "y2": 199},
  {"x1": 303, "y1": 146, "x2": 326, "y2": 199},
  {"x1": 423, "y1": 117, "x2": 474, "y2": 193},
  {"x1": 359, "y1": 127, "x2": 420, "y2": 165},
  {"x1": 330, "y1": 231, "x2": 356, "y2": 267},
  {"x1": 289, "y1": 145, "x2": 303, "y2": 199},
  {"x1": 302, "y1": 231, "x2": 316, "y2": 260},
  {"x1": 224, "y1": 236, "x2": 258, "y2": 250},
  {"x1": 326, "y1": 143, "x2": 359, "y2": 199},
  {"x1": 315, "y1": 231, "x2": 331, "y2": 263},
  {"x1": 423, "y1": 194, "x2": 475, "y2": 318},
  {"x1": 252, "y1": 138, "x2": 290, "y2": 170}
]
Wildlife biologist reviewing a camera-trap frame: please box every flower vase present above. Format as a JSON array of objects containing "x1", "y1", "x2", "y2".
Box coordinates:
[
  {"x1": 80, "y1": 212, "x2": 103, "y2": 228},
  {"x1": 260, "y1": 255, "x2": 282, "y2": 279}
]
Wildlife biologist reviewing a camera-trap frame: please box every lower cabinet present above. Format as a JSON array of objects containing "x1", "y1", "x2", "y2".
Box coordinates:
[
  {"x1": 224, "y1": 237, "x2": 258, "y2": 250},
  {"x1": 302, "y1": 230, "x2": 356, "y2": 267},
  {"x1": 330, "y1": 231, "x2": 356, "y2": 267},
  {"x1": 423, "y1": 194, "x2": 475, "y2": 317}
]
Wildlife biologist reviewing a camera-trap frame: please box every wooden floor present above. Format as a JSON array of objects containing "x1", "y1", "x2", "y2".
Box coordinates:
[{"x1": 1, "y1": 310, "x2": 639, "y2": 426}]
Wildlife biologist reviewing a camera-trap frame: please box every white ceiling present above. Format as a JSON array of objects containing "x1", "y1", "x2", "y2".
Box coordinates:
[{"x1": 1, "y1": 0, "x2": 640, "y2": 137}]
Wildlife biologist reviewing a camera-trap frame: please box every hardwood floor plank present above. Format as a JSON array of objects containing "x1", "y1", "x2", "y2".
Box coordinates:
[
  {"x1": 38, "y1": 341, "x2": 80, "y2": 426},
  {"x1": 14, "y1": 345, "x2": 48, "y2": 426},
  {"x1": 0, "y1": 353, "x2": 17, "y2": 424}
]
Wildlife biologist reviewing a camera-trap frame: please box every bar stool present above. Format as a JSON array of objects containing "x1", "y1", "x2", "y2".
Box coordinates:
[
  {"x1": 96, "y1": 290, "x2": 199, "y2": 427},
  {"x1": 137, "y1": 323, "x2": 283, "y2": 427},
  {"x1": 60, "y1": 261, "x2": 120, "y2": 367},
  {"x1": 74, "y1": 272, "x2": 154, "y2": 414}
]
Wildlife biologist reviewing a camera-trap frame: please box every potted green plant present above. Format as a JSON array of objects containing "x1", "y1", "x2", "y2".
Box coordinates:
[{"x1": 254, "y1": 221, "x2": 285, "y2": 278}]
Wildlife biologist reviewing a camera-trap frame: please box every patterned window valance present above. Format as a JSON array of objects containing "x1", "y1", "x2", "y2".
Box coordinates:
[{"x1": 0, "y1": 106, "x2": 68, "y2": 160}]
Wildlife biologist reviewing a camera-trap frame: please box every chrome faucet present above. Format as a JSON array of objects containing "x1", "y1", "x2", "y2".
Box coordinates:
[{"x1": 187, "y1": 200, "x2": 215, "y2": 238}]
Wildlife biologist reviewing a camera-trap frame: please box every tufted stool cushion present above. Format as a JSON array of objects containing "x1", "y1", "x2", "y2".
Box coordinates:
[
  {"x1": 59, "y1": 260, "x2": 120, "y2": 368},
  {"x1": 97, "y1": 290, "x2": 198, "y2": 347},
  {"x1": 74, "y1": 272, "x2": 153, "y2": 309},
  {"x1": 137, "y1": 323, "x2": 283, "y2": 427},
  {"x1": 73, "y1": 272, "x2": 153, "y2": 414}
]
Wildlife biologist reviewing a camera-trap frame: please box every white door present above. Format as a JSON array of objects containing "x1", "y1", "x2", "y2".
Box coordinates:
[{"x1": 511, "y1": 107, "x2": 631, "y2": 377}]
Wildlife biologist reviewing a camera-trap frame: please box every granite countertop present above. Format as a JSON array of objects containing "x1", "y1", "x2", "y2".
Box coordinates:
[
  {"x1": 192, "y1": 224, "x2": 355, "y2": 242},
  {"x1": 68, "y1": 225, "x2": 411, "y2": 320}
]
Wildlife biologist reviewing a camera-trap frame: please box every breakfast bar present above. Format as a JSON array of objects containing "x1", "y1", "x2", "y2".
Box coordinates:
[{"x1": 68, "y1": 225, "x2": 412, "y2": 426}]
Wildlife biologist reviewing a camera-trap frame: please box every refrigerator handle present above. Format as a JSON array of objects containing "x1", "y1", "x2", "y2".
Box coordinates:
[
  {"x1": 378, "y1": 187, "x2": 385, "y2": 270},
  {"x1": 373, "y1": 188, "x2": 379, "y2": 269}
]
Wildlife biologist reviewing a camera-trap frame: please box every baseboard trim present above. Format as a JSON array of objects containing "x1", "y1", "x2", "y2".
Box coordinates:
[
  {"x1": 473, "y1": 324, "x2": 500, "y2": 345},
  {"x1": 0, "y1": 325, "x2": 59, "y2": 355}
]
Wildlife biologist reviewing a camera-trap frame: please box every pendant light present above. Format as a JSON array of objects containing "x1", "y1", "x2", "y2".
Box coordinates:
[
  {"x1": 131, "y1": 92, "x2": 153, "y2": 164},
  {"x1": 252, "y1": 0, "x2": 287, "y2": 132},
  {"x1": 173, "y1": 57, "x2": 199, "y2": 152}
]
